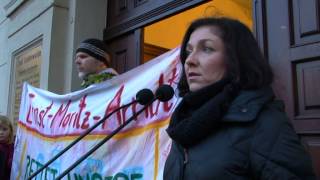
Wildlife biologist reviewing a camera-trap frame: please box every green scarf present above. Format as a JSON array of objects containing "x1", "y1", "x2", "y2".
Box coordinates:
[{"x1": 81, "y1": 72, "x2": 116, "y2": 88}]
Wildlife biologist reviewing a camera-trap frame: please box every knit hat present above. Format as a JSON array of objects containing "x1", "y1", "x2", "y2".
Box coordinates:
[{"x1": 76, "y1": 38, "x2": 110, "y2": 66}]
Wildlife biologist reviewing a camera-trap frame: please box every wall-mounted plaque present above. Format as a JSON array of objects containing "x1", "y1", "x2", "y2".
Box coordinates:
[{"x1": 11, "y1": 41, "x2": 42, "y2": 128}]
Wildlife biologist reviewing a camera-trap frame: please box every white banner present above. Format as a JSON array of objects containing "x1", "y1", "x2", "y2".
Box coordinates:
[{"x1": 11, "y1": 47, "x2": 181, "y2": 180}]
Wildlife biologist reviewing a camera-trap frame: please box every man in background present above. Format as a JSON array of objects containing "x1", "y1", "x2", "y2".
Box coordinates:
[{"x1": 75, "y1": 38, "x2": 118, "y2": 88}]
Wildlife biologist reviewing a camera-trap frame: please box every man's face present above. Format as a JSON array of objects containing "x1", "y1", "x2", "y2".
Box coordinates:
[{"x1": 75, "y1": 52, "x2": 106, "y2": 80}]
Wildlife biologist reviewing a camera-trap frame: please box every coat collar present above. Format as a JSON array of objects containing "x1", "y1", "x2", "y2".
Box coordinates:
[
  {"x1": 223, "y1": 86, "x2": 275, "y2": 122},
  {"x1": 99, "y1": 68, "x2": 119, "y2": 75}
]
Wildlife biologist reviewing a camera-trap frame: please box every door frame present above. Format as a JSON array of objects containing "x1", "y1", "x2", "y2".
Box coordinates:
[{"x1": 104, "y1": 0, "x2": 210, "y2": 41}]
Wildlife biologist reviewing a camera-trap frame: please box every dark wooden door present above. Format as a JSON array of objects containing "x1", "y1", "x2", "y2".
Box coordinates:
[
  {"x1": 255, "y1": 0, "x2": 320, "y2": 176},
  {"x1": 106, "y1": 29, "x2": 143, "y2": 74}
]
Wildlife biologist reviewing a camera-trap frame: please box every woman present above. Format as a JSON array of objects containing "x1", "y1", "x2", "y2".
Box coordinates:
[
  {"x1": 163, "y1": 17, "x2": 315, "y2": 179},
  {"x1": 0, "y1": 115, "x2": 15, "y2": 180}
]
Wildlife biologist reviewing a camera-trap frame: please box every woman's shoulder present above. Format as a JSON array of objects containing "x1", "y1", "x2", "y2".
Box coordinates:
[
  {"x1": 250, "y1": 101, "x2": 315, "y2": 178},
  {"x1": 255, "y1": 100, "x2": 290, "y2": 132},
  {"x1": 251, "y1": 100, "x2": 301, "y2": 153}
]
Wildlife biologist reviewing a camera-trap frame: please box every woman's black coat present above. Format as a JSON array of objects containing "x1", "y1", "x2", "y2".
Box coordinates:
[{"x1": 163, "y1": 87, "x2": 315, "y2": 179}]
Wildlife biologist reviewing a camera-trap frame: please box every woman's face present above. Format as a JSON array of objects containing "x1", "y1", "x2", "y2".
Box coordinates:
[
  {"x1": 184, "y1": 26, "x2": 226, "y2": 92},
  {"x1": 0, "y1": 124, "x2": 10, "y2": 143}
]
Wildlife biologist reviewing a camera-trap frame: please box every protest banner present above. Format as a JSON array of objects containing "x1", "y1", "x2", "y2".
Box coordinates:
[{"x1": 11, "y1": 47, "x2": 181, "y2": 180}]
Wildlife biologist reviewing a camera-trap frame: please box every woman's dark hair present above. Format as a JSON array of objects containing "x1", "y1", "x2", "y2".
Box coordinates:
[{"x1": 178, "y1": 17, "x2": 273, "y2": 96}]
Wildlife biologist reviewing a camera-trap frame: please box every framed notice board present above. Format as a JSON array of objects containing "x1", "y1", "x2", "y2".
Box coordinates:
[{"x1": 10, "y1": 39, "x2": 42, "y2": 129}]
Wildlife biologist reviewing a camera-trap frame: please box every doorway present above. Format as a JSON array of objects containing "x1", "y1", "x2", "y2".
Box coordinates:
[{"x1": 143, "y1": 0, "x2": 253, "y2": 63}]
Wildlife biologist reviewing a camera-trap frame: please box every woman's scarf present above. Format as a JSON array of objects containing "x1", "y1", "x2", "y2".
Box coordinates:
[{"x1": 166, "y1": 78, "x2": 239, "y2": 148}]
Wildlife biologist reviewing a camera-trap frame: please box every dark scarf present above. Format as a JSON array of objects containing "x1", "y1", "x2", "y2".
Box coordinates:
[{"x1": 166, "y1": 79, "x2": 239, "y2": 148}]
